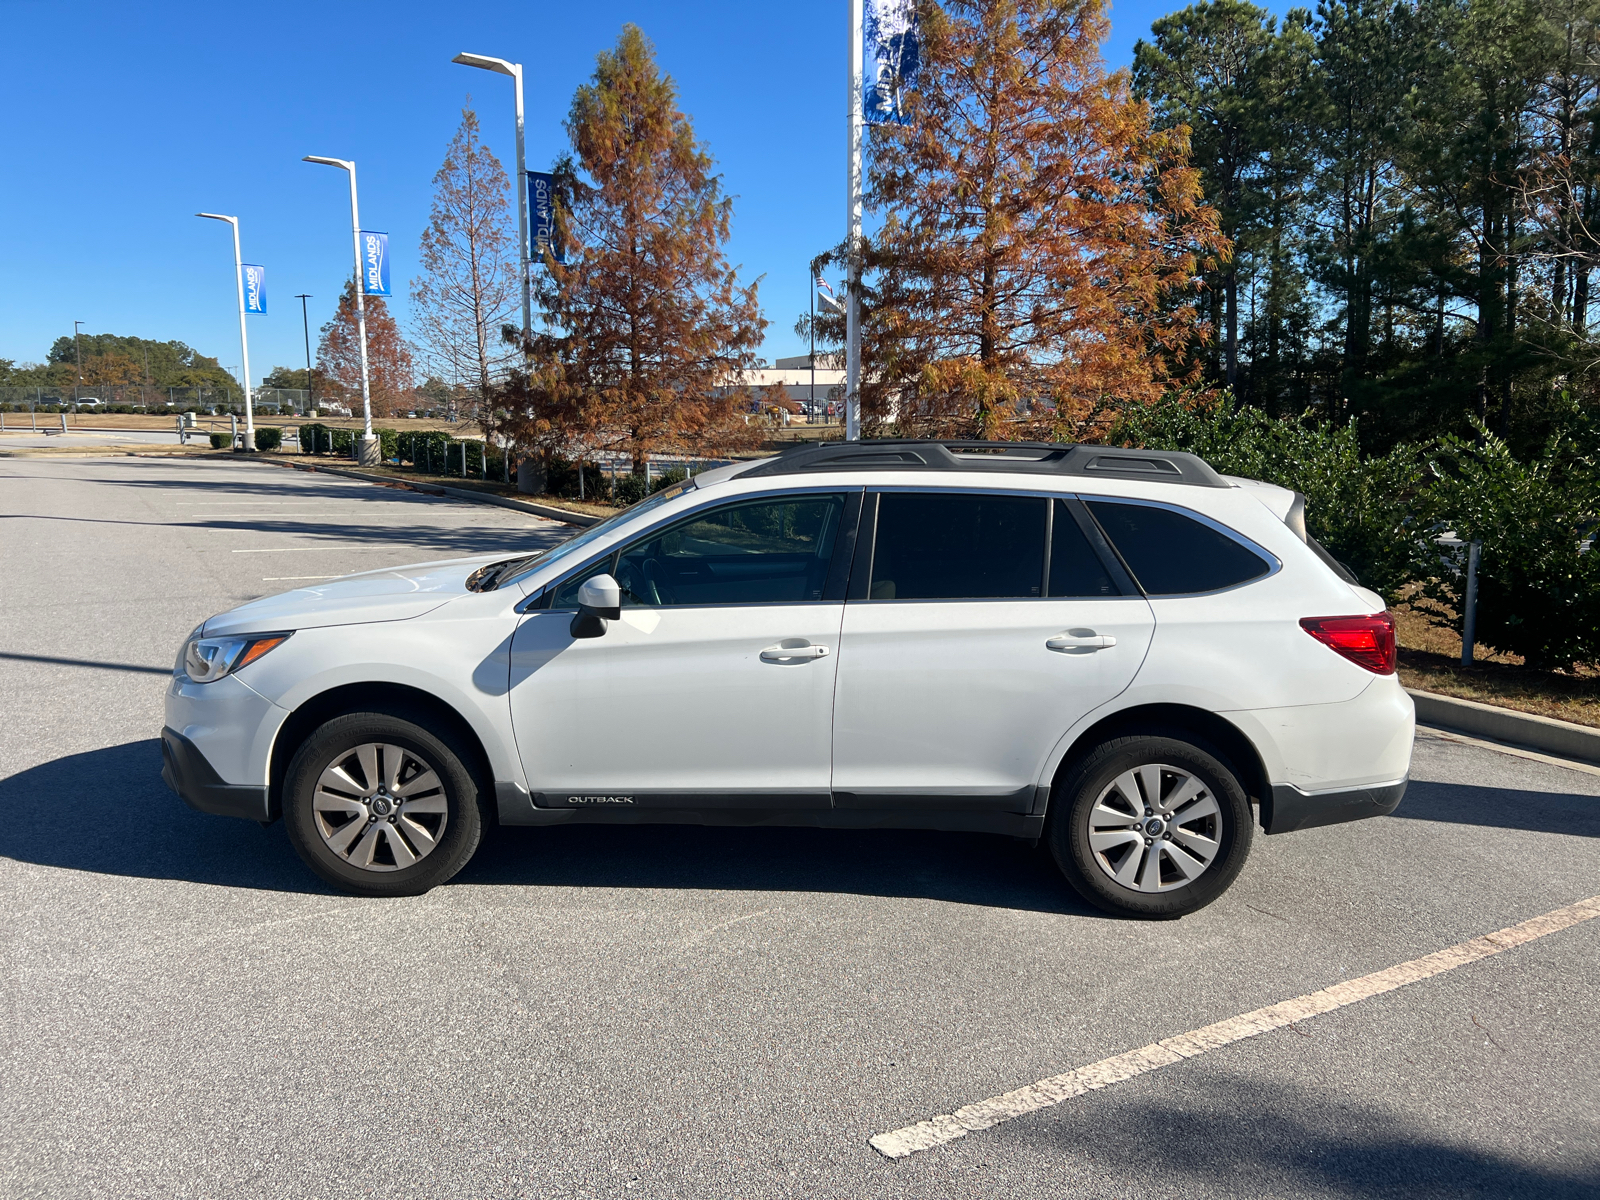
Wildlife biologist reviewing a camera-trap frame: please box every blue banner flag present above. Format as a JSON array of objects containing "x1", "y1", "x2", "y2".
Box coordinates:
[
  {"x1": 360, "y1": 231, "x2": 391, "y2": 296},
  {"x1": 242, "y1": 264, "x2": 267, "y2": 314},
  {"x1": 865, "y1": 0, "x2": 920, "y2": 126},
  {"x1": 527, "y1": 172, "x2": 566, "y2": 264}
]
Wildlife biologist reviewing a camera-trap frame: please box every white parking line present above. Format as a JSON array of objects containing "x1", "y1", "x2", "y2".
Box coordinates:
[
  {"x1": 869, "y1": 893, "x2": 1600, "y2": 1160},
  {"x1": 230, "y1": 546, "x2": 406, "y2": 553},
  {"x1": 261, "y1": 575, "x2": 342, "y2": 581}
]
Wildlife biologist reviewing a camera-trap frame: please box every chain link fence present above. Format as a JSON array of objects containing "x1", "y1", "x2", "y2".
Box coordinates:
[{"x1": 0, "y1": 385, "x2": 314, "y2": 415}]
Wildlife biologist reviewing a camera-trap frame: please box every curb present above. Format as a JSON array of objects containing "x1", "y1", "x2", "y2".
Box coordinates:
[
  {"x1": 255, "y1": 456, "x2": 600, "y2": 527},
  {"x1": 1408, "y1": 689, "x2": 1600, "y2": 767}
]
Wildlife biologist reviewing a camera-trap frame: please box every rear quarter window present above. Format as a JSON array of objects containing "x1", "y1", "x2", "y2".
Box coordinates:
[{"x1": 1086, "y1": 500, "x2": 1271, "y2": 596}]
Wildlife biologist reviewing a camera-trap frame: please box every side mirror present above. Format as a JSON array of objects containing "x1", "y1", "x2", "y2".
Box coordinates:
[
  {"x1": 570, "y1": 573, "x2": 621, "y2": 639},
  {"x1": 577, "y1": 573, "x2": 621, "y2": 620}
]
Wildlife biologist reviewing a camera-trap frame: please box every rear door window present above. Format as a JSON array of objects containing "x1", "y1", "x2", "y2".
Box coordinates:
[
  {"x1": 869, "y1": 493, "x2": 1047, "y2": 600},
  {"x1": 1086, "y1": 500, "x2": 1270, "y2": 595}
]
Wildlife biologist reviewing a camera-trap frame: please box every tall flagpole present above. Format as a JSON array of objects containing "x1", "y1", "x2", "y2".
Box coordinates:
[{"x1": 847, "y1": 0, "x2": 864, "y2": 442}]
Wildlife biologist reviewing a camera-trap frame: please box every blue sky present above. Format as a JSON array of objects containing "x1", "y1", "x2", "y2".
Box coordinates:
[{"x1": 0, "y1": 0, "x2": 1216, "y2": 384}]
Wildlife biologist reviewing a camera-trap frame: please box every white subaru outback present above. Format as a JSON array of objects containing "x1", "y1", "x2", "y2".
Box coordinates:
[{"x1": 162, "y1": 440, "x2": 1414, "y2": 918}]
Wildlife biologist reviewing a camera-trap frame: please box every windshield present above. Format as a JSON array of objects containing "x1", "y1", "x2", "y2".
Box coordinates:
[{"x1": 499, "y1": 477, "x2": 698, "y2": 589}]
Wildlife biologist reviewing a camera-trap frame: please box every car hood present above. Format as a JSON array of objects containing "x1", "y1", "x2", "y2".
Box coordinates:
[{"x1": 202, "y1": 554, "x2": 505, "y2": 636}]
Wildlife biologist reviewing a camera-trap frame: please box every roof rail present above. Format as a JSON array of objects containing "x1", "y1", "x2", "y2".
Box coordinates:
[{"x1": 740, "y1": 439, "x2": 1228, "y2": 488}]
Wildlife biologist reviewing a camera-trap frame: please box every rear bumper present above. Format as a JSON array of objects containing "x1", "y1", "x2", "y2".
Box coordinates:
[
  {"x1": 160, "y1": 726, "x2": 271, "y2": 822},
  {"x1": 1265, "y1": 776, "x2": 1407, "y2": 834}
]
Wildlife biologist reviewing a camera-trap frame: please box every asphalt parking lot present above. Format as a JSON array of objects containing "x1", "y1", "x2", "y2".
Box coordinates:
[{"x1": 2, "y1": 455, "x2": 1597, "y2": 1199}]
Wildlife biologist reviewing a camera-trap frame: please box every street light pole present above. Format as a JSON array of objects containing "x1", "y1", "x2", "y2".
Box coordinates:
[
  {"x1": 295, "y1": 293, "x2": 315, "y2": 414},
  {"x1": 195, "y1": 213, "x2": 256, "y2": 450},
  {"x1": 302, "y1": 156, "x2": 377, "y2": 463},
  {"x1": 73, "y1": 320, "x2": 84, "y2": 412},
  {"x1": 452, "y1": 52, "x2": 531, "y2": 348},
  {"x1": 846, "y1": 0, "x2": 864, "y2": 442}
]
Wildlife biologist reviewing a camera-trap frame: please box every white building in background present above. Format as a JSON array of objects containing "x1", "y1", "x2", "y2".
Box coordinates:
[{"x1": 729, "y1": 353, "x2": 846, "y2": 410}]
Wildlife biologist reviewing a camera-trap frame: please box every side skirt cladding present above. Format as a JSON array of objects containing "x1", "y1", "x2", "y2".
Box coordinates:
[{"x1": 493, "y1": 782, "x2": 1044, "y2": 837}]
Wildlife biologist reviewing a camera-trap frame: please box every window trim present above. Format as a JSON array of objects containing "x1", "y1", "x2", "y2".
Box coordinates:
[
  {"x1": 521, "y1": 485, "x2": 864, "y2": 613},
  {"x1": 1078, "y1": 494, "x2": 1282, "y2": 598}
]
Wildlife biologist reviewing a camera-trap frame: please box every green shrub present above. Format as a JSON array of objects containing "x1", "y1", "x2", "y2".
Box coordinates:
[
  {"x1": 651, "y1": 467, "x2": 689, "y2": 494},
  {"x1": 545, "y1": 457, "x2": 611, "y2": 500},
  {"x1": 208, "y1": 432, "x2": 231, "y2": 450},
  {"x1": 254, "y1": 427, "x2": 282, "y2": 452},
  {"x1": 400, "y1": 430, "x2": 452, "y2": 468},
  {"x1": 613, "y1": 471, "x2": 650, "y2": 506},
  {"x1": 1417, "y1": 428, "x2": 1600, "y2": 670}
]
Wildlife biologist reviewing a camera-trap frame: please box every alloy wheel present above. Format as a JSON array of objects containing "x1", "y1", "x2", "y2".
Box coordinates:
[
  {"x1": 311, "y1": 742, "x2": 449, "y2": 872},
  {"x1": 1086, "y1": 763, "x2": 1222, "y2": 892}
]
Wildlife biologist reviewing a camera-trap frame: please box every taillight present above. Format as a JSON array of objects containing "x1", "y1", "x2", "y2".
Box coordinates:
[{"x1": 1299, "y1": 613, "x2": 1397, "y2": 675}]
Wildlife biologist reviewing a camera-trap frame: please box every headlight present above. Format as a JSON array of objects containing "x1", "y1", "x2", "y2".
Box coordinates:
[{"x1": 181, "y1": 631, "x2": 292, "y2": 683}]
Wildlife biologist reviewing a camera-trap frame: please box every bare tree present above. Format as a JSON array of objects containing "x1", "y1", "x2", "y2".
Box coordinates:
[{"x1": 411, "y1": 105, "x2": 519, "y2": 418}]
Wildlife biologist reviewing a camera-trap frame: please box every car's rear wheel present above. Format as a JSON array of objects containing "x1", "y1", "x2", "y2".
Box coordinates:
[
  {"x1": 283, "y1": 711, "x2": 486, "y2": 897},
  {"x1": 1047, "y1": 733, "x2": 1253, "y2": 918}
]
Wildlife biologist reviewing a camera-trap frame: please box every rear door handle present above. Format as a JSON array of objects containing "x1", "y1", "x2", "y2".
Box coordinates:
[
  {"x1": 760, "y1": 642, "x2": 830, "y2": 663},
  {"x1": 1046, "y1": 633, "x2": 1117, "y2": 652}
]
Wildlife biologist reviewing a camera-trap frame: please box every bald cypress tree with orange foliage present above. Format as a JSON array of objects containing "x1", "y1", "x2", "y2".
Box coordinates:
[
  {"x1": 863, "y1": 0, "x2": 1225, "y2": 439},
  {"x1": 502, "y1": 25, "x2": 765, "y2": 469},
  {"x1": 317, "y1": 279, "x2": 415, "y2": 418}
]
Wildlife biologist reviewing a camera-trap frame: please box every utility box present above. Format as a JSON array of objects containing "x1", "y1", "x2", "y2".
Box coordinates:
[
  {"x1": 183, "y1": 412, "x2": 198, "y2": 429},
  {"x1": 516, "y1": 456, "x2": 545, "y2": 495}
]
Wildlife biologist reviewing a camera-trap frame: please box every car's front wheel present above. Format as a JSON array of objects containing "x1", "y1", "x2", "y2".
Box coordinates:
[
  {"x1": 1047, "y1": 732, "x2": 1253, "y2": 918},
  {"x1": 283, "y1": 711, "x2": 486, "y2": 897}
]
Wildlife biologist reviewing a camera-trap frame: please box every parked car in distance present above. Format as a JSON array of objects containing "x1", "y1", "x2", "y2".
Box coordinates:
[{"x1": 162, "y1": 440, "x2": 1413, "y2": 917}]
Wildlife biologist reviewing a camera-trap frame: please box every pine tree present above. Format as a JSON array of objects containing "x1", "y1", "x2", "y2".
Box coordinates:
[
  {"x1": 864, "y1": 0, "x2": 1225, "y2": 440},
  {"x1": 502, "y1": 25, "x2": 765, "y2": 469},
  {"x1": 1136, "y1": 2, "x2": 1317, "y2": 409},
  {"x1": 410, "y1": 106, "x2": 520, "y2": 419},
  {"x1": 317, "y1": 280, "x2": 416, "y2": 417}
]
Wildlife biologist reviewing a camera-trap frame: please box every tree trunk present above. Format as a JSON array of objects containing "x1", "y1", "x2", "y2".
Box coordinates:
[{"x1": 1224, "y1": 266, "x2": 1238, "y2": 390}]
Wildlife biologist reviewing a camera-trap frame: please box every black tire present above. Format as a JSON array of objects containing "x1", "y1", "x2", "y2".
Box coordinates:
[
  {"x1": 283, "y1": 710, "x2": 486, "y2": 897},
  {"x1": 1046, "y1": 732, "x2": 1253, "y2": 919}
]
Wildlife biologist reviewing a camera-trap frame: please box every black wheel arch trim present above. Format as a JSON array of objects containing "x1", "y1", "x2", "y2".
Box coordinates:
[
  {"x1": 267, "y1": 682, "x2": 498, "y2": 824},
  {"x1": 1044, "y1": 704, "x2": 1272, "y2": 827}
]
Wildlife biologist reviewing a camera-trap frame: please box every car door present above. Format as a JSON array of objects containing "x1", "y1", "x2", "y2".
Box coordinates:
[
  {"x1": 830, "y1": 491, "x2": 1155, "y2": 811},
  {"x1": 508, "y1": 489, "x2": 858, "y2": 809}
]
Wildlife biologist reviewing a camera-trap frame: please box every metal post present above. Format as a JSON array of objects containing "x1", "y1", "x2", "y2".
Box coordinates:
[
  {"x1": 296, "y1": 293, "x2": 315, "y2": 413},
  {"x1": 453, "y1": 53, "x2": 531, "y2": 351},
  {"x1": 348, "y1": 174, "x2": 373, "y2": 449},
  {"x1": 195, "y1": 214, "x2": 256, "y2": 450},
  {"x1": 810, "y1": 262, "x2": 816, "y2": 419},
  {"x1": 846, "y1": 0, "x2": 864, "y2": 442},
  {"x1": 73, "y1": 320, "x2": 84, "y2": 413},
  {"x1": 302, "y1": 157, "x2": 375, "y2": 461},
  {"x1": 1461, "y1": 541, "x2": 1481, "y2": 666}
]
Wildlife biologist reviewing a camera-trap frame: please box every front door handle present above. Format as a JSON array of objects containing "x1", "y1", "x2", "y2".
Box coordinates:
[
  {"x1": 760, "y1": 642, "x2": 830, "y2": 663},
  {"x1": 1046, "y1": 632, "x2": 1117, "y2": 652}
]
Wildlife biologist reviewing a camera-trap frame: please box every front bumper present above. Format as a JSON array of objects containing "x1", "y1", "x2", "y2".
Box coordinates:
[
  {"x1": 161, "y1": 726, "x2": 271, "y2": 821},
  {"x1": 1265, "y1": 776, "x2": 1408, "y2": 834}
]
